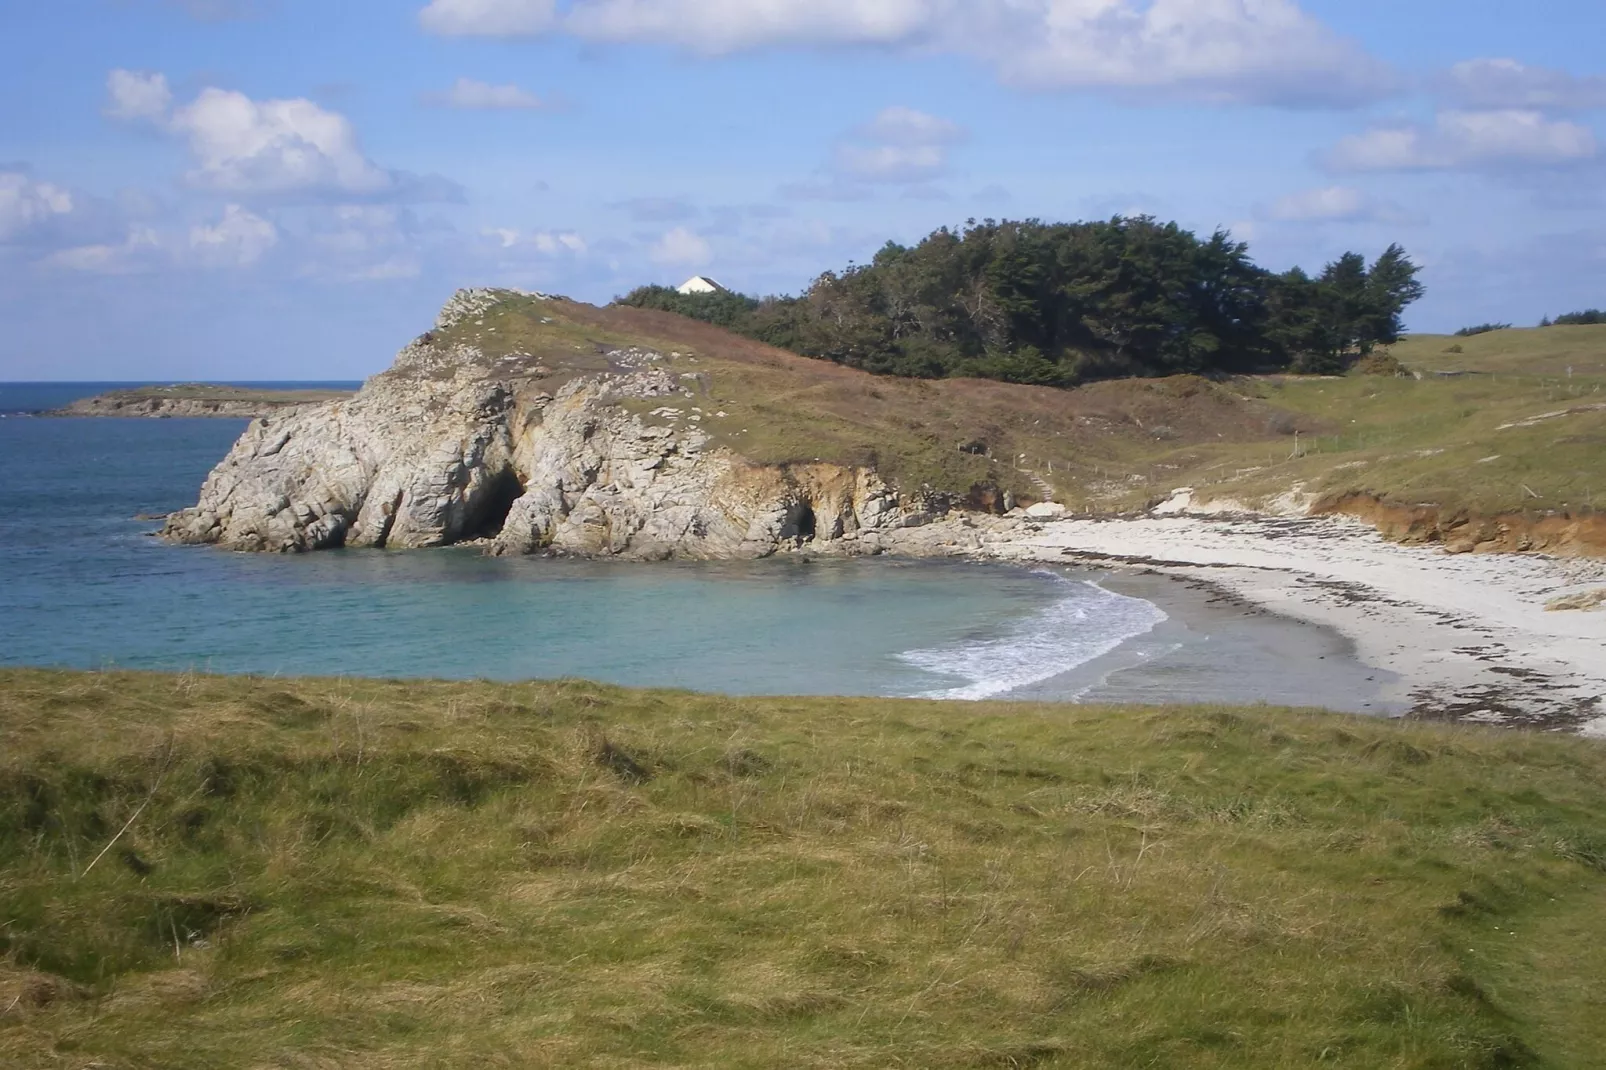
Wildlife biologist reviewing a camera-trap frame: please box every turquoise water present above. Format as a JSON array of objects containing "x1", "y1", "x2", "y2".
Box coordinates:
[{"x1": 0, "y1": 384, "x2": 1167, "y2": 697}]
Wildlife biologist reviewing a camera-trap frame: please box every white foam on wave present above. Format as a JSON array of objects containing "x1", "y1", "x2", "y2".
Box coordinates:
[{"x1": 897, "y1": 572, "x2": 1168, "y2": 701}]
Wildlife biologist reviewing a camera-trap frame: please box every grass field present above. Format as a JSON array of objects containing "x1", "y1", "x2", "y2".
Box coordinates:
[{"x1": 4, "y1": 670, "x2": 1606, "y2": 1068}]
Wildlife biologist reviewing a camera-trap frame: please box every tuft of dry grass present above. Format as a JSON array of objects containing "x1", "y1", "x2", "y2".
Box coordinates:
[{"x1": 3, "y1": 669, "x2": 1606, "y2": 1067}]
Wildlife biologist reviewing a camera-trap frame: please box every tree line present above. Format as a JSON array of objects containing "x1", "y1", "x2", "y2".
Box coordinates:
[
  {"x1": 618, "y1": 217, "x2": 1425, "y2": 387},
  {"x1": 1541, "y1": 310, "x2": 1606, "y2": 327},
  {"x1": 1460, "y1": 311, "x2": 1606, "y2": 333}
]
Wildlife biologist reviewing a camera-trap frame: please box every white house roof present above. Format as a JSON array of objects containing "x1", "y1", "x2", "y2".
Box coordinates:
[{"x1": 677, "y1": 276, "x2": 728, "y2": 295}]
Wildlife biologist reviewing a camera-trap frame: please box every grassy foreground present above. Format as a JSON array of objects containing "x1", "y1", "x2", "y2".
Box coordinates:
[{"x1": 4, "y1": 671, "x2": 1606, "y2": 1068}]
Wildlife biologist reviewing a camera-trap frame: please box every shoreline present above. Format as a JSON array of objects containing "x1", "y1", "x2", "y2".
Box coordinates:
[
  {"x1": 46, "y1": 385, "x2": 353, "y2": 419},
  {"x1": 1080, "y1": 569, "x2": 1404, "y2": 716},
  {"x1": 950, "y1": 510, "x2": 1606, "y2": 735}
]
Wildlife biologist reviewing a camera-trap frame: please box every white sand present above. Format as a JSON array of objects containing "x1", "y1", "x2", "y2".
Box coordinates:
[{"x1": 966, "y1": 512, "x2": 1606, "y2": 734}]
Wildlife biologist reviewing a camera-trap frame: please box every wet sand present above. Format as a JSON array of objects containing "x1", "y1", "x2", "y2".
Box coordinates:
[{"x1": 1010, "y1": 569, "x2": 1405, "y2": 716}]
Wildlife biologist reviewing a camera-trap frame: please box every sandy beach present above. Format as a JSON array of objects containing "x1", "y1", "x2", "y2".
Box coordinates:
[{"x1": 959, "y1": 509, "x2": 1606, "y2": 734}]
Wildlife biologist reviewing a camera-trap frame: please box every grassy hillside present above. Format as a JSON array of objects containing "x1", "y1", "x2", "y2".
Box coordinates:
[
  {"x1": 427, "y1": 296, "x2": 1605, "y2": 531},
  {"x1": 1393, "y1": 324, "x2": 1606, "y2": 378},
  {"x1": 428, "y1": 293, "x2": 1327, "y2": 509},
  {"x1": 1204, "y1": 327, "x2": 1606, "y2": 522},
  {"x1": 4, "y1": 670, "x2": 1606, "y2": 1068}
]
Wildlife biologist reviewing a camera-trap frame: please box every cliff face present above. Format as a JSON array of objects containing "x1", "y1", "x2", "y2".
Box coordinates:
[{"x1": 163, "y1": 291, "x2": 915, "y2": 558}]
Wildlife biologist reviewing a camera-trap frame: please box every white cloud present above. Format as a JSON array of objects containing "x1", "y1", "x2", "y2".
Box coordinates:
[
  {"x1": 420, "y1": 0, "x2": 556, "y2": 35},
  {"x1": 39, "y1": 205, "x2": 276, "y2": 274},
  {"x1": 993, "y1": 0, "x2": 1388, "y2": 104},
  {"x1": 297, "y1": 206, "x2": 429, "y2": 282},
  {"x1": 834, "y1": 143, "x2": 947, "y2": 183},
  {"x1": 833, "y1": 106, "x2": 964, "y2": 183},
  {"x1": 1263, "y1": 185, "x2": 1414, "y2": 224},
  {"x1": 171, "y1": 88, "x2": 392, "y2": 194},
  {"x1": 310, "y1": 206, "x2": 409, "y2": 257},
  {"x1": 1445, "y1": 59, "x2": 1606, "y2": 112},
  {"x1": 856, "y1": 105, "x2": 964, "y2": 147},
  {"x1": 483, "y1": 227, "x2": 587, "y2": 253},
  {"x1": 649, "y1": 226, "x2": 712, "y2": 267},
  {"x1": 1328, "y1": 109, "x2": 1598, "y2": 171},
  {"x1": 421, "y1": 0, "x2": 1391, "y2": 106},
  {"x1": 423, "y1": 78, "x2": 548, "y2": 110},
  {"x1": 106, "y1": 70, "x2": 173, "y2": 121},
  {"x1": 44, "y1": 226, "x2": 165, "y2": 275},
  {"x1": 538, "y1": 232, "x2": 587, "y2": 254},
  {"x1": 565, "y1": 0, "x2": 931, "y2": 52},
  {"x1": 0, "y1": 173, "x2": 75, "y2": 241},
  {"x1": 106, "y1": 70, "x2": 408, "y2": 198},
  {"x1": 189, "y1": 204, "x2": 278, "y2": 266}
]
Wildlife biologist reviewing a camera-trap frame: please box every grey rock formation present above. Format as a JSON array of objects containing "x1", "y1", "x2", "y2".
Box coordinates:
[
  {"x1": 51, "y1": 388, "x2": 350, "y2": 419},
  {"x1": 164, "y1": 289, "x2": 923, "y2": 558}
]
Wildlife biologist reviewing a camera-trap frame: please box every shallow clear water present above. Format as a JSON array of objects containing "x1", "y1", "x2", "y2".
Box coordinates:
[{"x1": 0, "y1": 386, "x2": 1167, "y2": 698}]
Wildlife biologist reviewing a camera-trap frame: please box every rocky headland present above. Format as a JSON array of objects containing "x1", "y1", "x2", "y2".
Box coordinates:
[
  {"x1": 163, "y1": 290, "x2": 931, "y2": 559},
  {"x1": 55, "y1": 385, "x2": 353, "y2": 419}
]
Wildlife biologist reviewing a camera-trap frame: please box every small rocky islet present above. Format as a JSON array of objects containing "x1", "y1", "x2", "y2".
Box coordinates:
[{"x1": 52, "y1": 384, "x2": 353, "y2": 419}]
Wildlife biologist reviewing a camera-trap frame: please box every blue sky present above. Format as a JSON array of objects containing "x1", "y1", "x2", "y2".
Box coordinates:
[{"x1": 2, "y1": 0, "x2": 1603, "y2": 379}]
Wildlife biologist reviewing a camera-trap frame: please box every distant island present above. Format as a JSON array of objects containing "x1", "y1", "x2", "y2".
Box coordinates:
[{"x1": 51, "y1": 384, "x2": 355, "y2": 419}]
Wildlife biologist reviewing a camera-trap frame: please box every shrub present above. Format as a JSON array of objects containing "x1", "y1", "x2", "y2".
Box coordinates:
[
  {"x1": 1454, "y1": 323, "x2": 1511, "y2": 337},
  {"x1": 1353, "y1": 352, "x2": 1411, "y2": 377},
  {"x1": 614, "y1": 285, "x2": 760, "y2": 329}
]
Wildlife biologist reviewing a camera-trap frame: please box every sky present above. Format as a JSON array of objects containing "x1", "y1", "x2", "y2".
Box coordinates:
[{"x1": 1, "y1": 0, "x2": 1604, "y2": 380}]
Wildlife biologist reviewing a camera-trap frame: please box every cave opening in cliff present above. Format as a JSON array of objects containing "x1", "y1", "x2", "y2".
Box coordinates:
[
  {"x1": 468, "y1": 470, "x2": 525, "y2": 540},
  {"x1": 794, "y1": 503, "x2": 817, "y2": 543}
]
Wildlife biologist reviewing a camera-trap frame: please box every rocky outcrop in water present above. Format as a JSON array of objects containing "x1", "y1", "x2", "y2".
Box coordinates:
[
  {"x1": 53, "y1": 387, "x2": 352, "y2": 419},
  {"x1": 163, "y1": 290, "x2": 924, "y2": 558}
]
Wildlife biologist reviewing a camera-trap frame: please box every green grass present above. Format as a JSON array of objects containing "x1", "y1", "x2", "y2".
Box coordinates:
[
  {"x1": 1207, "y1": 372, "x2": 1606, "y2": 516},
  {"x1": 4, "y1": 670, "x2": 1606, "y2": 1067},
  {"x1": 1394, "y1": 325, "x2": 1606, "y2": 378}
]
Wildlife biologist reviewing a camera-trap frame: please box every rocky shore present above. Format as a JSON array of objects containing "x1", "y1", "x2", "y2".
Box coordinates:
[
  {"x1": 53, "y1": 385, "x2": 353, "y2": 419},
  {"x1": 163, "y1": 290, "x2": 929, "y2": 558}
]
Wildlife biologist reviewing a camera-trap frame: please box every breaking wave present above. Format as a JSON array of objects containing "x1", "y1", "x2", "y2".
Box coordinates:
[{"x1": 897, "y1": 572, "x2": 1167, "y2": 701}]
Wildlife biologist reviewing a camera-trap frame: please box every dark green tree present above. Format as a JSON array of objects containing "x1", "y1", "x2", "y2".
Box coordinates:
[{"x1": 609, "y1": 218, "x2": 1427, "y2": 387}]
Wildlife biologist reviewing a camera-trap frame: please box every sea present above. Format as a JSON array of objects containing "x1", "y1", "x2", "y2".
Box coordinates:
[{"x1": 0, "y1": 382, "x2": 1395, "y2": 709}]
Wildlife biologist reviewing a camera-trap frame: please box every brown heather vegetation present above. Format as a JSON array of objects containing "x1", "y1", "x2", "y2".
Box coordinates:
[{"x1": 4, "y1": 670, "x2": 1606, "y2": 1067}]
